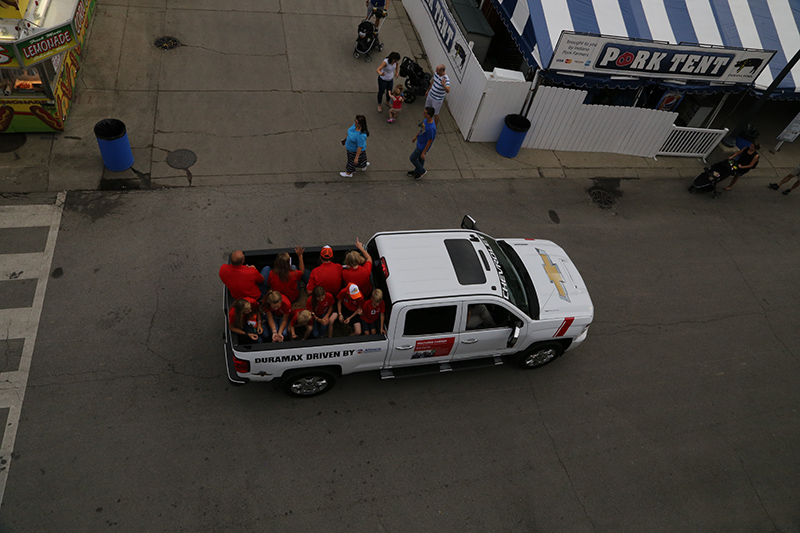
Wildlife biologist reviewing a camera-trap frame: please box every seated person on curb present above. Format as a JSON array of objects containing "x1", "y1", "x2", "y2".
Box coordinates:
[
  {"x1": 228, "y1": 299, "x2": 266, "y2": 344},
  {"x1": 263, "y1": 246, "x2": 309, "y2": 304},
  {"x1": 307, "y1": 286, "x2": 338, "y2": 339},
  {"x1": 338, "y1": 283, "x2": 365, "y2": 336},
  {"x1": 306, "y1": 245, "x2": 344, "y2": 297},
  {"x1": 359, "y1": 288, "x2": 386, "y2": 335},
  {"x1": 342, "y1": 238, "x2": 373, "y2": 297},
  {"x1": 288, "y1": 309, "x2": 314, "y2": 341},
  {"x1": 219, "y1": 250, "x2": 264, "y2": 306},
  {"x1": 261, "y1": 290, "x2": 292, "y2": 342}
]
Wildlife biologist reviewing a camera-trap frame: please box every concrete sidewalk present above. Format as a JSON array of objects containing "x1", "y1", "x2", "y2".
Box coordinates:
[{"x1": 1, "y1": 0, "x2": 799, "y2": 194}]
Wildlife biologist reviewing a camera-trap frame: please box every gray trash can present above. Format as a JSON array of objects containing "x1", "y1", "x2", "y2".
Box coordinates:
[
  {"x1": 94, "y1": 119, "x2": 134, "y2": 171},
  {"x1": 496, "y1": 114, "x2": 531, "y2": 158}
]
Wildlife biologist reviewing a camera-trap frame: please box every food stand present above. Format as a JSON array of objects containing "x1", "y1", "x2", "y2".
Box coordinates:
[{"x1": 0, "y1": 0, "x2": 94, "y2": 132}]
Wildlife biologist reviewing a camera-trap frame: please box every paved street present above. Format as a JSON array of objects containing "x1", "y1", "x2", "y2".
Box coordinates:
[
  {"x1": 0, "y1": 178, "x2": 797, "y2": 531},
  {"x1": 1, "y1": 0, "x2": 799, "y2": 531}
]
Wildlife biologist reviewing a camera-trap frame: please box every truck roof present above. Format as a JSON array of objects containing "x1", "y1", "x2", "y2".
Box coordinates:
[{"x1": 372, "y1": 230, "x2": 506, "y2": 302}]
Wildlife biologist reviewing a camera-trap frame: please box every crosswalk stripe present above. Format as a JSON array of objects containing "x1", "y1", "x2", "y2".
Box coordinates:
[
  {"x1": 0, "y1": 191, "x2": 65, "y2": 508},
  {"x1": 0, "y1": 308, "x2": 36, "y2": 341},
  {"x1": 0, "y1": 253, "x2": 46, "y2": 281},
  {"x1": 0, "y1": 204, "x2": 55, "y2": 229}
]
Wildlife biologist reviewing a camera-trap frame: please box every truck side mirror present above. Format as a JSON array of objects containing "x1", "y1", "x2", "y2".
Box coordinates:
[
  {"x1": 461, "y1": 215, "x2": 478, "y2": 230},
  {"x1": 507, "y1": 323, "x2": 521, "y2": 348}
]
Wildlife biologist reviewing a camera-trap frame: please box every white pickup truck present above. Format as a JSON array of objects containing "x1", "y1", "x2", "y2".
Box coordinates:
[{"x1": 223, "y1": 217, "x2": 594, "y2": 397}]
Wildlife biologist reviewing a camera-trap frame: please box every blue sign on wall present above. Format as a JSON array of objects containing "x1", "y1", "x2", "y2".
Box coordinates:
[{"x1": 422, "y1": 0, "x2": 468, "y2": 82}]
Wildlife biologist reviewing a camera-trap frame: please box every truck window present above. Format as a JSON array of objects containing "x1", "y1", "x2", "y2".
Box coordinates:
[
  {"x1": 404, "y1": 306, "x2": 457, "y2": 336},
  {"x1": 466, "y1": 303, "x2": 517, "y2": 330}
]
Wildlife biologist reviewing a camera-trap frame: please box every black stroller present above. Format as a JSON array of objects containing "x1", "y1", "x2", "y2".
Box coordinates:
[
  {"x1": 353, "y1": 20, "x2": 383, "y2": 62},
  {"x1": 399, "y1": 56, "x2": 431, "y2": 103},
  {"x1": 688, "y1": 159, "x2": 739, "y2": 198}
]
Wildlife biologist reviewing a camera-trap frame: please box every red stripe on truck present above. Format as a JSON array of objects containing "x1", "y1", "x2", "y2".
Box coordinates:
[{"x1": 554, "y1": 317, "x2": 574, "y2": 337}]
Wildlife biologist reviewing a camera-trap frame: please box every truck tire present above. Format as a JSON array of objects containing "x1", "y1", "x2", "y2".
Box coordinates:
[
  {"x1": 282, "y1": 369, "x2": 337, "y2": 397},
  {"x1": 514, "y1": 342, "x2": 564, "y2": 369}
]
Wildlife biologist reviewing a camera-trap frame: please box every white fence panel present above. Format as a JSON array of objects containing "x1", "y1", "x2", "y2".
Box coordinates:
[
  {"x1": 657, "y1": 125, "x2": 728, "y2": 159},
  {"x1": 523, "y1": 86, "x2": 678, "y2": 157}
]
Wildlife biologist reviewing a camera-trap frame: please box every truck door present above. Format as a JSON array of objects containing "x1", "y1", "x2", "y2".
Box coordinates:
[
  {"x1": 388, "y1": 304, "x2": 461, "y2": 367},
  {"x1": 452, "y1": 302, "x2": 525, "y2": 360}
]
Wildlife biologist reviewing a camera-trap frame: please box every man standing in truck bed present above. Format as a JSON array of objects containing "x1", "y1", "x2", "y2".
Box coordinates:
[{"x1": 306, "y1": 246, "x2": 344, "y2": 296}]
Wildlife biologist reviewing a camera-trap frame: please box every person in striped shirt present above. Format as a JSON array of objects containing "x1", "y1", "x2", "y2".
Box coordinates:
[{"x1": 424, "y1": 64, "x2": 450, "y2": 128}]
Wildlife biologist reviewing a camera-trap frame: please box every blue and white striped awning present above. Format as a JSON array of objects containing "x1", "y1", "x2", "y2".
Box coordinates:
[{"x1": 491, "y1": 0, "x2": 800, "y2": 94}]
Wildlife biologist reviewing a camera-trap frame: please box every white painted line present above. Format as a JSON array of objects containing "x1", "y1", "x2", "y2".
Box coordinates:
[
  {"x1": 0, "y1": 191, "x2": 65, "y2": 508},
  {"x1": 0, "y1": 308, "x2": 35, "y2": 341},
  {"x1": 0, "y1": 204, "x2": 55, "y2": 229},
  {"x1": 0, "y1": 253, "x2": 45, "y2": 281}
]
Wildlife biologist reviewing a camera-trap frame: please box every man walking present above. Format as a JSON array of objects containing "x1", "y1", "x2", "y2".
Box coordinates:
[
  {"x1": 408, "y1": 107, "x2": 436, "y2": 180},
  {"x1": 425, "y1": 64, "x2": 450, "y2": 128},
  {"x1": 769, "y1": 165, "x2": 800, "y2": 195},
  {"x1": 366, "y1": 0, "x2": 389, "y2": 31}
]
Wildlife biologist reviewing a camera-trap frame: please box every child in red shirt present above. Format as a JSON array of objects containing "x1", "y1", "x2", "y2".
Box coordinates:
[
  {"x1": 307, "y1": 286, "x2": 338, "y2": 338},
  {"x1": 261, "y1": 290, "x2": 292, "y2": 342},
  {"x1": 337, "y1": 283, "x2": 365, "y2": 335},
  {"x1": 288, "y1": 309, "x2": 314, "y2": 341},
  {"x1": 228, "y1": 299, "x2": 265, "y2": 343},
  {"x1": 359, "y1": 288, "x2": 386, "y2": 335},
  {"x1": 387, "y1": 86, "x2": 404, "y2": 123},
  {"x1": 342, "y1": 238, "x2": 373, "y2": 297}
]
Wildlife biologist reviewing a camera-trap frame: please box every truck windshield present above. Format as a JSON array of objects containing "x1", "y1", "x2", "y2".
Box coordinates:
[{"x1": 478, "y1": 235, "x2": 536, "y2": 319}]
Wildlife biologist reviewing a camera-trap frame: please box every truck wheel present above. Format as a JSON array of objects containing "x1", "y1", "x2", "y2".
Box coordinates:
[
  {"x1": 282, "y1": 369, "x2": 337, "y2": 397},
  {"x1": 514, "y1": 342, "x2": 564, "y2": 369}
]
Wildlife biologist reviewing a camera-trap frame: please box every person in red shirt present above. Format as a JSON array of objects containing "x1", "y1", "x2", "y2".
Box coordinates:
[
  {"x1": 261, "y1": 290, "x2": 292, "y2": 342},
  {"x1": 266, "y1": 246, "x2": 308, "y2": 304},
  {"x1": 307, "y1": 286, "x2": 338, "y2": 338},
  {"x1": 342, "y1": 238, "x2": 373, "y2": 297},
  {"x1": 337, "y1": 283, "x2": 365, "y2": 335},
  {"x1": 288, "y1": 309, "x2": 314, "y2": 341},
  {"x1": 228, "y1": 299, "x2": 265, "y2": 344},
  {"x1": 306, "y1": 245, "x2": 344, "y2": 296},
  {"x1": 359, "y1": 288, "x2": 386, "y2": 335},
  {"x1": 219, "y1": 250, "x2": 264, "y2": 306}
]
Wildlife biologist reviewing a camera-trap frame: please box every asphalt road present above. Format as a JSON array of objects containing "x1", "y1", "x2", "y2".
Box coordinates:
[{"x1": 1, "y1": 177, "x2": 798, "y2": 532}]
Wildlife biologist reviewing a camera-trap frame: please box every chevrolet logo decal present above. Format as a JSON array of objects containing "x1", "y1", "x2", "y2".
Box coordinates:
[{"x1": 537, "y1": 249, "x2": 570, "y2": 302}]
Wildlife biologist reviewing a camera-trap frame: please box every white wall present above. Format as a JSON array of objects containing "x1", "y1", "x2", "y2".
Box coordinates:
[
  {"x1": 468, "y1": 75, "x2": 533, "y2": 141},
  {"x1": 403, "y1": 0, "x2": 530, "y2": 141}
]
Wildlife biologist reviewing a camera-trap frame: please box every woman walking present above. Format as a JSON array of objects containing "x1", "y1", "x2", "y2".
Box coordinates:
[
  {"x1": 376, "y1": 52, "x2": 400, "y2": 113},
  {"x1": 723, "y1": 142, "x2": 760, "y2": 191},
  {"x1": 340, "y1": 115, "x2": 369, "y2": 178}
]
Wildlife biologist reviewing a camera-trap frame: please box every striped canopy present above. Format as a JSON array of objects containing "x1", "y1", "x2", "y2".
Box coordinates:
[{"x1": 492, "y1": 0, "x2": 800, "y2": 94}]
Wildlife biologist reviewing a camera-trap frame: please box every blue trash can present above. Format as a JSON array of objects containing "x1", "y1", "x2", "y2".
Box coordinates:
[
  {"x1": 94, "y1": 119, "x2": 134, "y2": 171},
  {"x1": 496, "y1": 114, "x2": 531, "y2": 158}
]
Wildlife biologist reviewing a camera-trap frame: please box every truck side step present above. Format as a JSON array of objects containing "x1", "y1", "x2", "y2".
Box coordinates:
[{"x1": 381, "y1": 356, "x2": 504, "y2": 380}]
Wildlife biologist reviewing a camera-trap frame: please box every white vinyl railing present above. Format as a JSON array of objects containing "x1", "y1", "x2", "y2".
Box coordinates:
[{"x1": 657, "y1": 125, "x2": 728, "y2": 160}]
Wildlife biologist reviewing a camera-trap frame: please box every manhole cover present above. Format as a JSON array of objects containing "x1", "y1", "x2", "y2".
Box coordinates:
[
  {"x1": 166, "y1": 149, "x2": 197, "y2": 169},
  {"x1": 154, "y1": 36, "x2": 181, "y2": 50},
  {"x1": 589, "y1": 188, "x2": 616, "y2": 208},
  {"x1": 0, "y1": 133, "x2": 26, "y2": 153}
]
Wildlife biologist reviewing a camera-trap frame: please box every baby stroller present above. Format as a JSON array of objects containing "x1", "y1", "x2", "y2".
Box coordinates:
[
  {"x1": 353, "y1": 19, "x2": 383, "y2": 63},
  {"x1": 688, "y1": 159, "x2": 739, "y2": 198},
  {"x1": 399, "y1": 56, "x2": 431, "y2": 103}
]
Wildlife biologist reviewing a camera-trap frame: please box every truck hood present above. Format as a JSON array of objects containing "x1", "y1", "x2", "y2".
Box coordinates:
[{"x1": 503, "y1": 239, "x2": 594, "y2": 320}]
